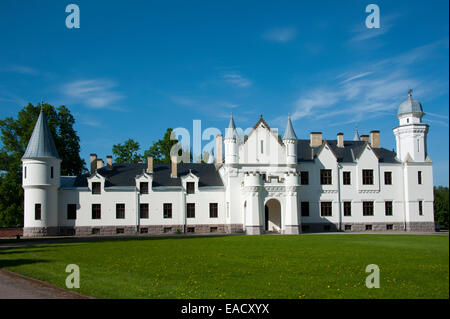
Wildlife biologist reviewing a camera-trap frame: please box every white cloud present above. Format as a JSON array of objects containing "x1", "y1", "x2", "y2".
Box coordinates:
[
  {"x1": 62, "y1": 79, "x2": 124, "y2": 109},
  {"x1": 263, "y1": 27, "x2": 297, "y2": 43},
  {"x1": 222, "y1": 72, "x2": 252, "y2": 88},
  {"x1": 2, "y1": 65, "x2": 39, "y2": 75},
  {"x1": 290, "y1": 42, "x2": 448, "y2": 124}
]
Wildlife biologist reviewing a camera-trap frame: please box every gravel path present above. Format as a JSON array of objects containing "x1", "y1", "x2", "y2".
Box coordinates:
[{"x1": 0, "y1": 269, "x2": 88, "y2": 299}]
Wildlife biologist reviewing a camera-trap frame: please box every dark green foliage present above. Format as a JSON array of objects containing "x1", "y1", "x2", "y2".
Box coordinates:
[
  {"x1": 434, "y1": 186, "x2": 449, "y2": 229},
  {"x1": 143, "y1": 128, "x2": 179, "y2": 163},
  {"x1": 112, "y1": 138, "x2": 142, "y2": 163}
]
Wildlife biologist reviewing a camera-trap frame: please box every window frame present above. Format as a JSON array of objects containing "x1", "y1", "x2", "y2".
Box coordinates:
[
  {"x1": 300, "y1": 171, "x2": 309, "y2": 185},
  {"x1": 67, "y1": 204, "x2": 77, "y2": 220},
  {"x1": 343, "y1": 201, "x2": 352, "y2": 216},
  {"x1": 209, "y1": 203, "x2": 218, "y2": 218},
  {"x1": 163, "y1": 203, "x2": 172, "y2": 219},
  {"x1": 320, "y1": 201, "x2": 332, "y2": 217},
  {"x1": 92, "y1": 204, "x2": 101, "y2": 219},
  {"x1": 140, "y1": 203, "x2": 149, "y2": 219},
  {"x1": 140, "y1": 182, "x2": 149, "y2": 194},
  {"x1": 384, "y1": 171, "x2": 392, "y2": 185},
  {"x1": 301, "y1": 201, "x2": 309, "y2": 217},
  {"x1": 343, "y1": 171, "x2": 351, "y2": 185},
  {"x1": 362, "y1": 169, "x2": 374, "y2": 185},
  {"x1": 362, "y1": 201, "x2": 374, "y2": 216},
  {"x1": 320, "y1": 169, "x2": 332, "y2": 185},
  {"x1": 385, "y1": 201, "x2": 393, "y2": 216},
  {"x1": 34, "y1": 203, "x2": 41, "y2": 220},
  {"x1": 92, "y1": 182, "x2": 101, "y2": 194},
  {"x1": 187, "y1": 203, "x2": 195, "y2": 218},
  {"x1": 186, "y1": 182, "x2": 195, "y2": 194},
  {"x1": 116, "y1": 203, "x2": 125, "y2": 219}
]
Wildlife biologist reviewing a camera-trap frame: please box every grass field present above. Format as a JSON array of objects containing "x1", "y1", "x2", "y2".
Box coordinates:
[{"x1": 0, "y1": 234, "x2": 448, "y2": 299}]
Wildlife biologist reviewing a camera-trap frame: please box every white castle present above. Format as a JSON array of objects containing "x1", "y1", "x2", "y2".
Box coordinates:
[{"x1": 22, "y1": 90, "x2": 434, "y2": 237}]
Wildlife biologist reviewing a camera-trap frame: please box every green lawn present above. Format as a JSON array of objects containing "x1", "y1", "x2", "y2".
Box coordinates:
[{"x1": 0, "y1": 234, "x2": 448, "y2": 299}]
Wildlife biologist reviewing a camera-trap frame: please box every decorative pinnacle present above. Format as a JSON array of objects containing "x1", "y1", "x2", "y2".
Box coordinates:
[{"x1": 408, "y1": 88, "x2": 413, "y2": 97}]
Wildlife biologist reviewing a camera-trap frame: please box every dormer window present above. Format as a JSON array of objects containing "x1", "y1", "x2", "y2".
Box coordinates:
[
  {"x1": 51, "y1": 166, "x2": 54, "y2": 179},
  {"x1": 140, "y1": 182, "x2": 149, "y2": 194},
  {"x1": 186, "y1": 182, "x2": 195, "y2": 194},
  {"x1": 92, "y1": 182, "x2": 101, "y2": 194}
]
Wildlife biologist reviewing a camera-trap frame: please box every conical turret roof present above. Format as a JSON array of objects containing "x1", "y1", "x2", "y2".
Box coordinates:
[
  {"x1": 353, "y1": 125, "x2": 360, "y2": 141},
  {"x1": 225, "y1": 113, "x2": 238, "y2": 139},
  {"x1": 22, "y1": 108, "x2": 60, "y2": 159},
  {"x1": 283, "y1": 116, "x2": 297, "y2": 140}
]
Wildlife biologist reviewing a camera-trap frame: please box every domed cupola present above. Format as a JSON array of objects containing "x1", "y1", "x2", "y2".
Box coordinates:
[{"x1": 397, "y1": 89, "x2": 424, "y2": 119}]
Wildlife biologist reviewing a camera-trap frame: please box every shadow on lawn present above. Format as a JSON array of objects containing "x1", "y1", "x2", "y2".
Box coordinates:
[
  {"x1": 0, "y1": 258, "x2": 49, "y2": 269},
  {"x1": 0, "y1": 233, "x2": 237, "y2": 250}
]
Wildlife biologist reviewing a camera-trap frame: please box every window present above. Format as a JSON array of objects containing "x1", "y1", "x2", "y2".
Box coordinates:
[
  {"x1": 187, "y1": 203, "x2": 195, "y2": 218},
  {"x1": 51, "y1": 166, "x2": 54, "y2": 179},
  {"x1": 140, "y1": 203, "x2": 149, "y2": 219},
  {"x1": 301, "y1": 225, "x2": 310, "y2": 232},
  {"x1": 345, "y1": 225, "x2": 352, "y2": 231},
  {"x1": 363, "y1": 201, "x2": 374, "y2": 216},
  {"x1": 261, "y1": 140, "x2": 264, "y2": 154},
  {"x1": 140, "y1": 228, "x2": 148, "y2": 234},
  {"x1": 92, "y1": 228, "x2": 100, "y2": 234},
  {"x1": 384, "y1": 171, "x2": 392, "y2": 185},
  {"x1": 320, "y1": 202, "x2": 332, "y2": 216},
  {"x1": 35, "y1": 203, "x2": 41, "y2": 220},
  {"x1": 24, "y1": 166, "x2": 26, "y2": 179},
  {"x1": 92, "y1": 182, "x2": 101, "y2": 194},
  {"x1": 210, "y1": 203, "x2": 218, "y2": 218},
  {"x1": 116, "y1": 203, "x2": 125, "y2": 219},
  {"x1": 140, "y1": 182, "x2": 149, "y2": 194},
  {"x1": 365, "y1": 225, "x2": 372, "y2": 231},
  {"x1": 362, "y1": 170, "x2": 373, "y2": 185},
  {"x1": 343, "y1": 201, "x2": 351, "y2": 216},
  {"x1": 163, "y1": 203, "x2": 172, "y2": 218},
  {"x1": 301, "y1": 202, "x2": 309, "y2": 217},
  {"x1": 320, "y1": 169, "x2": 332, "y2": 185},
  {"x1": 67, "y1": 204, "x2": 77, "y2": 220},
  {"x1": 343, "y1": 171, "x2": 351, "y2": 185},
  {"x1": 92, "y1": 204, "x2": 101, "y2": 219},
  {"x1": 300, "y1": 171, "x2": 309, "y2": 185},
  {"x1": 187, "y1": 227, "x2": 195, "y2": 233},
  {"x1": 386, "y1": 224, "x2": 393, "y2": 230},
  {"x1": 163, "y1": 227, "x2": 172, "y2": 233},
  {"x1": 385, "y1": 201, "x2": 393, "y2": 216},
  {"x1": 186, "y1": 182, "x2": 195, "y2": 194},
  {"x1": 210, "y1": 227, "x2": 218, "y2": 233},
  {"x1": 418, "y1": 171, "x2": 422, "y2": 184},
  {"x1": 116, "y1": 228, "x2": 124, "y2": 234},
  {"x1": 419, "y1": 201, "x2": 423, "y2": 215}
]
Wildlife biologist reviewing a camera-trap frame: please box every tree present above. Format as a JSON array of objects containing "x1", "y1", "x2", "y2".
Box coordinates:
[
  {"x1": 434, "y1": 186, "x2": 449, "y2": 230},
  {"x1": 112, "y1": 138, "x2": 142, "y2": 163},
  {"x1": 144, "y1": 128, "x2": 179, "y2": 163},
  {"x1": 0, "y1": 102, "x2": 86, "y2": 227}
]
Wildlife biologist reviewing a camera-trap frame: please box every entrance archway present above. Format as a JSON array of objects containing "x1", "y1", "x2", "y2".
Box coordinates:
[{"x1": 264, "y1": 199, "x2": 281, "y2": 233}]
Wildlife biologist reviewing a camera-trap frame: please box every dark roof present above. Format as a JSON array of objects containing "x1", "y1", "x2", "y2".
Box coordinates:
[
  {"x1": 22, "y1": 109, "x2": 60, "y2": 159},
  {"x1": 61, "y1": 163, "x2": 224, "y2": 188},
  {"x1": 296, "y1": 139, "x2": 399, "y2": 163}
]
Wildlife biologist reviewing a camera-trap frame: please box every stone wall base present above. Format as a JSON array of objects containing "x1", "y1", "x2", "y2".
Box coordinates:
[
  {"x1": 23, "y1": 227, "x2": 59, "y2": 237},
  {"x1": 245, "y1": 225, "x2": 263, "y2": 235},
  {"x1": 301, "y1": 222, "x2": 435, "y2": 233},
  {"x1": 25, "y1": 224, "x2": 244, "y2": 237},
  {"x1": 283, "y1": 225, "x2": 301, "y2": 234}
]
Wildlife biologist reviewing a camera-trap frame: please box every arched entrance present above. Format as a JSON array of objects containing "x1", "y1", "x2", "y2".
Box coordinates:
[{"x1": 264, "y1": 199, "x2": 281, "y2": 233}]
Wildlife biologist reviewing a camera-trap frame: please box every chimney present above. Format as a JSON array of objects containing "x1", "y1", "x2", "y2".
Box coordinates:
[
  {"x1": 147, "y1": 156, "x2": 153, "y2": 173},
  {"x1": 96, "y1": 159, "x2": 104, "y2": 169},
  {"x1": 310, "y1": 132, "x2": 322, "y2": 147},
  {"x1": 171, "y1": 155, "x2": 177, "y2": 178},
  {"x1": 361, "y1": 135, "x2": 369, "y2": 143},
  {"x1": 90, "y1": 153, "x2": 97, "y2": 173},
  {"x1": 216, "y1": 134, "x2": 223, "y2": 165},
  {"x1": 370, "y1": 130, "x2": 380, "y2": 148},
  {"x1": 106, "y1": 155, "x2": 112, "y2": 168},
  {"x1": 337, "y1": 133, "x2": 344, "y2": 148}
]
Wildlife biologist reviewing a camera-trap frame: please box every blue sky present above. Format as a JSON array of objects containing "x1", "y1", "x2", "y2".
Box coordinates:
[{"x1": 0, "y1": 0, "x2": 448, "y2": 185}]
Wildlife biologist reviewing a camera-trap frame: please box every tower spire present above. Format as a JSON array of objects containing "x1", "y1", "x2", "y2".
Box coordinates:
[{"x1": 353, "y1": 124, "x2": 360, "y2": 141}]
